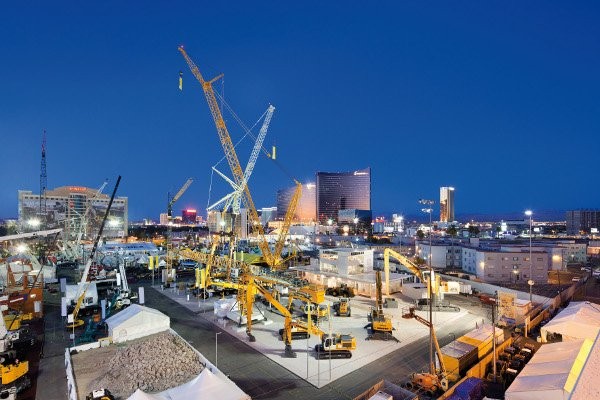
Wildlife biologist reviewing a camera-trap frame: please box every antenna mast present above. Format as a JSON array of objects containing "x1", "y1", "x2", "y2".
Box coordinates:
[{"x1": 40, "y1": 130, "x2": 48, "y2": 228}]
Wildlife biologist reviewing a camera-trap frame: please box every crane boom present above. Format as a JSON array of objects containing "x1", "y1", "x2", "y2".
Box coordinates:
[
  {"x1": 403, "y1": 307, "x2": 447, "y2": 378},
  {"x1": 169, "y1": 178, "x2": 193, "y2": 211},
  {"x1": 68, "y1": 176, "x2": 121, "y2": 327},
  {"x1": 384, "y1": 247, "x2": 440, "y2": 296},
  {"x1": 179, "y1": 46, "x2": 286, "y2": 267},
  {"x1": 231, "y1": 105, "x2": 275, "y2": 214}
]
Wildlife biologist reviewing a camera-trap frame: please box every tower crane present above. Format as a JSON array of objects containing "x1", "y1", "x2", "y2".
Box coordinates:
[
  {"x1": 179, "y1": 46, "x2": 300, "y2": 269},
  {"x1": 165, "y1": 178, "x2": 193, "y2": 286}
]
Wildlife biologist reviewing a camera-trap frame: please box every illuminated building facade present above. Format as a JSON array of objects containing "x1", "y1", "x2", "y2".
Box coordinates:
[
  {"x1": 316, "y1": 168, "x2": 371, "y2": 224},
  {"x1": 276, "y1": 182, "x2": 317, "y2": 222},
  {"x1": 566, "y1": 210, "x2": 600, "y2": 235},
  {"x1": 440, "y1": 186, "x2": 455, "y2": 223},
  {"x1": 18, "y1": 186, "x2": 128, "y2": 239},
  {"x1": 181, "y1": 209, "x2": 197, "y2": 224}
]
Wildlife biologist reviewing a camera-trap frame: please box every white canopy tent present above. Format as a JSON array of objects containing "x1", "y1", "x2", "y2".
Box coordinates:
[
  {"x1": 106, "y1": 304, "x2": 170, "y2": 343},
  {"x1": 541, "y1": 301, "x2": 600, "y2": 342},
  {"x1": 505, "y1": 339, "x2": 593, "y2": 400},
  {"x1": 126, "y1": 368, "x2": 250, "y2": 400}
]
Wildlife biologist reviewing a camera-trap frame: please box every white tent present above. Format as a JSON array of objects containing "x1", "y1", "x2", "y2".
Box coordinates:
[
  {"x1": 106, "y1": 304, "x2": 170, "y2": 343},
  {"x1": 541, "y1": 301, "x2": 600, "y2": 342},
  {"x1": 505, "y1": 339, "x2": 593, "y2": 400},
  {"x1": 125, "y1": 368, "x2": 250, "y2": 400}
]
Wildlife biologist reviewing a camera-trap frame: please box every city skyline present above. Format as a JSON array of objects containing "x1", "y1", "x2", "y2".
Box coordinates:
[{"x1": 2, "y1": 3, "x2": 600, "y2": 221}]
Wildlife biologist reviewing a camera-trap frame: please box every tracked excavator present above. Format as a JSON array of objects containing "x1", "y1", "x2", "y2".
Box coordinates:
[
  {"x1": 402, "y1": 306, "x2": 449, "y2": 395},
  {"x1": 366, "y1": 271, "x2": 398, "y2": 342}
]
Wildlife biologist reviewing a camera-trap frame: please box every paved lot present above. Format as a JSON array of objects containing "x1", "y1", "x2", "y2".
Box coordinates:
[
  {"x1": 34, "y1": 267, "x2": 491, "y2": 400},
  {"x1": 145, "y1": 286, "x2": 488, "y2": 399}
]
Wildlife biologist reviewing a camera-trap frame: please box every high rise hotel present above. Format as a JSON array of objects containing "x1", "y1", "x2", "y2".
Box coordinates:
[
  {"x1": 316, "y1": 168, "x2": 371, "y2": 224},
  {"x1": 439, "y1": 186, "x2": 455, "y2": 223}
]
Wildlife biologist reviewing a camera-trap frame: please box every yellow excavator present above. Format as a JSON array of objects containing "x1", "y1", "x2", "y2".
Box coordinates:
[
  {"x1": 0, "y1": 311, "x2": 30, "y2": 395},
  {"x1": 366, "y1": 271, "x2": 398, "y2": 342},
  {"x1": 402, "y1": 306, "x2": 449, "y2": 395},
  {"x1": 332, "y1": 297, "x2": 351, "y2": 317},
  {"x1": 314, "y1": 333, "x2": 356, "y2": 359}
]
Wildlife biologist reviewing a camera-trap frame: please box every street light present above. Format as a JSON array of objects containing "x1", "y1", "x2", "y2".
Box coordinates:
[
  {"x1": 525, "y1": 210, "x2": 533, "y2": 302},
  {"x1": 353, "y1": 217, "x2": 359, "y2": 235},
  {"x1": 215, "y1": 331, "x2": 222, "y2": 369},
  {"x1": 419, "y1": 198, "x2": 435, "y2": 375},
  {"x1": 28, "y1": 218, "x2": 40, "y2": 230}
]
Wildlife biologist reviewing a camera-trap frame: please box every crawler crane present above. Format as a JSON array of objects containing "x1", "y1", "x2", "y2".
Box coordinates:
[
  {"x1": 179, "y1": 46, "x2": 301, "y2": 270},
  {"x1": 402, "y1": 306, "x2": 449, "y2": 395}
]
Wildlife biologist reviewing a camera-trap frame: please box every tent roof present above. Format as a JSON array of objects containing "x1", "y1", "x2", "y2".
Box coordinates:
[
  {"x1": 105, "y1": 304, "x2": 168, "y2": 328},
  {"x1": 125, "y1": 368, "x2": 250, "y2": 400},
  {"x1": 542, "y1": 302, "x2": 600, "y2": 341},
  {"x1": 505, "y1": 339, "x2": 593, "y2": 400}
]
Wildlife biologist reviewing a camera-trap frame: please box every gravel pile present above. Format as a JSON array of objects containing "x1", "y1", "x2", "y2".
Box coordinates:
[{"x1": 89, "y1": 332, "x2": 203, "y2": 398}]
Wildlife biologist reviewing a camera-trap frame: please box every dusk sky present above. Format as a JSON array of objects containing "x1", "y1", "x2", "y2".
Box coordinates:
[{"x1": 1, "y1": 2, "x2": 599, "y2": 221}]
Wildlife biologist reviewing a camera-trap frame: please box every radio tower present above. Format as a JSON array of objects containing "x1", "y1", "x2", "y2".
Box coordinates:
[{"x1": 40, "y1": 130, "x2": 47, "y2": 229}]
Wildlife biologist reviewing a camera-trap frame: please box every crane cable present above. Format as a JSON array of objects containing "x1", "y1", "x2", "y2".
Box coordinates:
[{"x1": 213, "y1": 92, "x2": 297, "y2": 183}]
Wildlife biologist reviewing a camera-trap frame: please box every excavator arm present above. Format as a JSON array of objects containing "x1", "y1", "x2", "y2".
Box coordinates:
[{"x1": 404, "y1": 307, "x2": 447, "y2": 378}]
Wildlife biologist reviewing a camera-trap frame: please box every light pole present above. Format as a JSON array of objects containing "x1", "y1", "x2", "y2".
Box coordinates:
[
  {"x1": 419, "y1": 198, "x2": 435, "y2": 375},
  {"x1": 525, "y1": 210, "x2": 533, "y2": 302},
  {"x1": 215, "y1": 331, "x2": 222, "y2": 369}
]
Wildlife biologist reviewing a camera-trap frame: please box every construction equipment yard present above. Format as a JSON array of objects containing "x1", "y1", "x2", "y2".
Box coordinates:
[{"x1": 155, "y1": 283, "x2": 488, "y2": 389}]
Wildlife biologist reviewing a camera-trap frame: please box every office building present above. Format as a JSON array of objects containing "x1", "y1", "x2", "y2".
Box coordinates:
[
  {"x1": 18, "y1": 186, "x2": 128, "y2": 239},
  {"x1": 440, "y1": 186, "x2": 455, "y2": 223},
  {"x1": 181, "y1": 209, "x2": 197, "y2": 224},
  {"x1": 316, "y1": 168, "x2": 371, "y2": 224},
  {"x1": 566, "y1": 210, "x2": 600, "y2": 235},
  {"x1": 276, "y1": 183, "x2": 316, "y2": 222}
]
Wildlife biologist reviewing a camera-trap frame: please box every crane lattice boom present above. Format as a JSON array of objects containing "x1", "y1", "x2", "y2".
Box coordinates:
[{"x1": 179, "y1": 46, "x2": 294, "y2": 268}]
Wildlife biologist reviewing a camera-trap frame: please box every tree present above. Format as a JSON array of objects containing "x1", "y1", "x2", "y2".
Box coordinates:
[
  {"x1": 468, "y1": 225, "x2": 480, "y2": 237},
  {"x1": 416, "y1": 229, "x2": 425, "y2": 240},
  {"x1": 446, "y1": 225, "x2": 458, "y2": 237},
  {"x1": 415, "y1": 256, "x2": 426, "y2": 266}
]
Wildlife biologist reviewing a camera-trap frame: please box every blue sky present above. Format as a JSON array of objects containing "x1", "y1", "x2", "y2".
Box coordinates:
[{"x1": 1, "y1": 2, "x2": 599, "y2": 221}]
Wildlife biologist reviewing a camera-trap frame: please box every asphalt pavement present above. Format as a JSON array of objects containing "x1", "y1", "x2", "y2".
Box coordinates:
[{"x1": 143, "y1": 287, "x2": 475, "y2": 400}]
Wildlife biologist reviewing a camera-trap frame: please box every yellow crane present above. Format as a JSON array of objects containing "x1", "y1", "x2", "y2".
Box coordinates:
[
  {"x1": 179, "y1": 46, "x2": 301, "y2": 269},
  {"x1": 402, "y1": 306, "x2": 449, "y2": 395}
]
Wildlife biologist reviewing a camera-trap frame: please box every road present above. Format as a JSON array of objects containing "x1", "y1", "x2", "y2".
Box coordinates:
[{"x1": 144, "y1": 287, "x2": 475, "y2": 399}]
